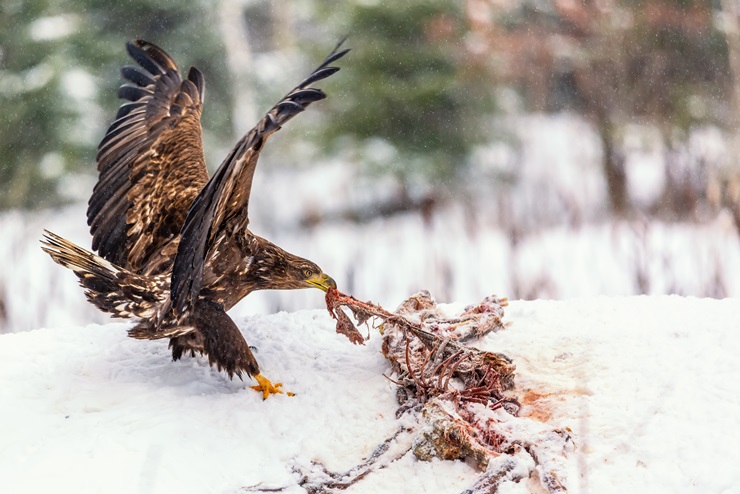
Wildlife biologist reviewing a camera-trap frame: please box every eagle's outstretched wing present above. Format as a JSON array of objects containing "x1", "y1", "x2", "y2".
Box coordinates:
[
  {"x1": 87, "y1": 40, "x2": 209, "y2": 274},
  {"x1": 170, "y1": 43, "x2": 349, "y2": 317}
]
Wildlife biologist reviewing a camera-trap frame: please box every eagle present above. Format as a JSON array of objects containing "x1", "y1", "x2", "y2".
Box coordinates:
[{"x1": 41, "y1": 39, "x2": 347, "y2": 398}]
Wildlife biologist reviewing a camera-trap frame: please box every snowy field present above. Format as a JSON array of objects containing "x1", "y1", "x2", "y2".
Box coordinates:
[
  {"x1": 2, "y1": 200, "x2": 738, "y2": 334},
  {"x1": 1, "y1": 296, "x2": 738, "y2": 493}
]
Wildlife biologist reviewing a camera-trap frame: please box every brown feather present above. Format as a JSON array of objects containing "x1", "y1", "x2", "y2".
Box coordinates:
[
  {"x1": 87, "y1": 40, "x2": 208, "y2": 274},
  {"x1": 41, "y1": 231, "x2": 169, "y2": 319}
]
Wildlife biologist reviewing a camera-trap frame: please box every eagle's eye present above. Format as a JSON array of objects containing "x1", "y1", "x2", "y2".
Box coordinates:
[{"x1": 303, "y1": 268, "x2": 314, "y2": 278}]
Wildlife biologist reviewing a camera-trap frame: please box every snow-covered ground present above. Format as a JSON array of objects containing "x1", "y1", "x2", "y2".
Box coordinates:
[{"x1": 1, "y1": 296, "x2": 737, "y2": 493}]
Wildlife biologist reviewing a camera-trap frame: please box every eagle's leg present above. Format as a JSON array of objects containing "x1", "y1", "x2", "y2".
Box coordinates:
[
  {"x1": 165, "y1": 299, "x2": 292, "y2": 398},
  {"x1": 190, "y1": 299, "x2": 261, "y2": 380}
]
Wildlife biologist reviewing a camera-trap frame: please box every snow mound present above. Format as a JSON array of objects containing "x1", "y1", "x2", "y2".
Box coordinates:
[{"x1": 1, "y1": 297, "x2": 738, "y2": 493}]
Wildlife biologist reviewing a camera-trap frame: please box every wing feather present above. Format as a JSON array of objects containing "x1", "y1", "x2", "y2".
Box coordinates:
[
  {"x1": 170, "y1": 41, "x2": 350, "y2": 316},
  {"x1": 117, "y1": 84, "x2": 153, "y2": 101},
  {"x1": 115, "y1": 101, "x2": 146, "y2": 120},
  {"x1": 87, "y1": 39, "x2": 209, "y2": 274},
  {"x1": 125, "y1": 41, "x2": 175, "y2": 76},
  {"x1": 121, "y1": 65, "x2": 156, "y2": 87}
]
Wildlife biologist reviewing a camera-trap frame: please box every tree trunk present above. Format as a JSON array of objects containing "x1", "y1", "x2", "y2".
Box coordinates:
[
  {"x1": 594, "y1": 109, "x2": 629, "y2": 215},
  {"x1": 720, "y1": 0, "x2": 740, "y2": 235},
  {"x1": 218, "y1": 0, "x2": 257, "y2": 137}
]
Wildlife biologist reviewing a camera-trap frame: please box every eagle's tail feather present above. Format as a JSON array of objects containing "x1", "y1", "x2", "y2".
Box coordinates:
[{"x1": 41, "y1": 230, "x2": 166, "y2": 319}]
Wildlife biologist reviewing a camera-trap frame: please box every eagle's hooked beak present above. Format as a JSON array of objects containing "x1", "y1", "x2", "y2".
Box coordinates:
[{"x1": 307, "y1": 272, "x2": 337, "y2": 292}]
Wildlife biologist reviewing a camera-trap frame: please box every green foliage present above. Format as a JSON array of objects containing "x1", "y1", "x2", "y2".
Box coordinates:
[
  {"x1": 0, "y1": 0, "x2": 230, "y2": 210},
  {"x1": 317, "y1": 0, "x2": 495, "y2": 183},
  {"x1": 622, "y1": 5, "x2": 730, "y2": 130}
]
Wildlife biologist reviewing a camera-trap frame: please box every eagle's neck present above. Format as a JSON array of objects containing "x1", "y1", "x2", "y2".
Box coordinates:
[{"x1": 246, "y1": 237, "x2": 288, "y2": 291}]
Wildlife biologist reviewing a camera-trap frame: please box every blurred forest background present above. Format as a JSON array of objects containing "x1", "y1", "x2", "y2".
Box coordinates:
[{"x1": 1, "y1": 0, "x2": 739, "y2": 332}]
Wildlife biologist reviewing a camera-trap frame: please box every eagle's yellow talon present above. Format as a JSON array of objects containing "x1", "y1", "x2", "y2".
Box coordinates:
[{"x1": 250, "y1": 373, "x2": 290, "y2": 400}]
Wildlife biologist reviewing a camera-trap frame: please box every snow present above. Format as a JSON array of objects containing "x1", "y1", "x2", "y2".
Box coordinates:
[
  {"x1": 495, "y1": 296, "x2": 740, "y2": 493},
  {"x1": 1, "y1": 296, "x2": 738, "y2": 493}
]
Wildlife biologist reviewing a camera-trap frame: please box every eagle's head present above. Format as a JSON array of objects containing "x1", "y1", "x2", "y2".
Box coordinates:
[
  {"x1": 298, "y1": 261, "x2": 337, "y2": 292},
  {"x1": 249, "y1": 238, "x2": 336, "y2": 292}
]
